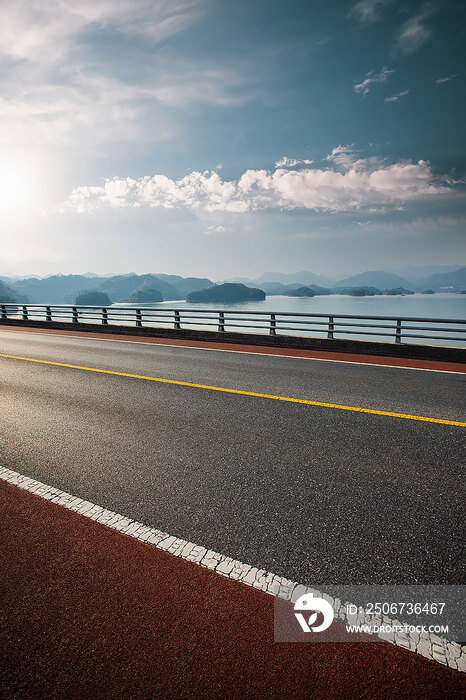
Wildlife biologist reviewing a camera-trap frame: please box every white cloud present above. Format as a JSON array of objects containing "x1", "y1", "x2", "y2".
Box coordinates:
[
  {"x1": 275, "y1": 157, "x2": 314, "y2": 168},
  {"x1": 354, "y1": 68, "x2": 395, "y2": 96},
  {"x1": 148, "y1": 64, "x2": 248, "y2": 107},
  {"x1": 0, "y1": 1, "x2": 206, "y2": 62},
  {"x1": 0, "y1": 1, "x2": 248, "y2": 155},
  {"x1": 436, "y1": 74, "x2": 459, "y2": 84},
  {"x1": 0, "y1": 75, "x2": 177, "y2": 151},
  {"x1": 396, "y1": 2, "x2": 436, "y2": 54},
  {"x1": 384, "y1": 89, "x2": 410, "y2": 102},
  {"x1": 62, "y1": 152, "x2": 455, "y2": 215},
  {"x1": 326, "y1": 146, "x2": 358, "y2": 170},
  {"x1": 326, "y1": 145, "x2": 390, "y2": 173},
  {"x1": 349, "y1": 0, "x2": 392, "y2": 24},
  {"x1": 205, "y1": 225, "x2": 228, "y2": 234}
]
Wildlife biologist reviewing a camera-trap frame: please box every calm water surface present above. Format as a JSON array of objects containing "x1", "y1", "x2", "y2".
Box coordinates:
[
  {"x1": 157, "y1": 293, "x2": 466, "y2": 320},
  {"x1": 9, "y1": 294, "x2": 463, "y2": 346},
  {"x1": 113, "y1": 293, "x2": 465, "y2": 347}
]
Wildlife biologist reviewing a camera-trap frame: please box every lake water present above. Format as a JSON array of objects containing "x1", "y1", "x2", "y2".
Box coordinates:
[
  {"x1": 112, "y1": 293, "x2": 466, "y2": 347},
  {"x1": 157, "y1": 292, "x2": 466, "y2": 320},
  {"x1": 6, "y1": 293, "x2": 464, "y2": 346}
]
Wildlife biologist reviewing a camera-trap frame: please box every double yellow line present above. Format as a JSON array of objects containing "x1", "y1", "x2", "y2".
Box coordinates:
[{"x1": 1, "y1": 352, "x2": 464, "y2": 427}]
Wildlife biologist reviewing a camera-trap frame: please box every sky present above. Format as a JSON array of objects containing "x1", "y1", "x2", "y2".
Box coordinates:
[{"x1": 0, "y1": 0, "x2": 465, "y2": 279}]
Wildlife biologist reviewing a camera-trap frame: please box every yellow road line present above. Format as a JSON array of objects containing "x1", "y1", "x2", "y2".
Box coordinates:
[{"x1": 1, "y1": 352, "x2": 464, "y2": 427}]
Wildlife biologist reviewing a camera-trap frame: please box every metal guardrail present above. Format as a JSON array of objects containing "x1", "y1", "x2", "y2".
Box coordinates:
[{"x1": 1, "y1": 303, "x2": 465, "y2": 346}]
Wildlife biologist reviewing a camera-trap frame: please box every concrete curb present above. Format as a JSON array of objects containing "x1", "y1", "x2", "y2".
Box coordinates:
[
  {"x1": 1, "y1": 466, "x2": 464, "y2": 672},
  {"x1": 1, "y1": 318, "x2": 465, "y2": 363}
]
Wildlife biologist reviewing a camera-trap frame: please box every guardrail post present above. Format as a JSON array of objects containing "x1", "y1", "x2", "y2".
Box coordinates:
[
  {"x1": 1, "y1": 305, "x2": 6, "y2": 319},
  {"x1": 22, "y1": 305, "x2": 28, "y2": 321},
  {"x1": 270, "y1": 313, "x2": 276, "y2": 336},
  {"x1": 72, "y1": 307, "x2": 78, "y2": 323},
  {"x1": 395, "y1": 319, "x2": 402, "y2": 344},
  {"x1": 174, "y1": 310, "x2": 181, "y2": 330},
  {"x1": 218, "y1": 312, "x2": 225, "y2": 332},
  {"x1": 46, "y1": 306, "x2": 52, "y2": 322},
  {"x1": 327, "y1": 316, "x2": 334, "y2": 339},
  {"x1": 135, "y1": 309, "x2": 142, "y2": 327},
  {"x1": 102, "y1": 308, "x2": 108, "y2": 325}
]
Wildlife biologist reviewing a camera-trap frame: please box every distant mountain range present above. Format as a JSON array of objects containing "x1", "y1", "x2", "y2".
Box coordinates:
[
  {"x1": 390, "y1": 265, "x2": 463, "y2": 281},
  {"x1": 335, "y1": 271, "x2": 415, "y2": 291},
  {"x1": 1, "y1": 273, "x2": 214, "y2": 304},
  {"x1": 1, "y1": 266, "x2": 465, "y2": 304},
  {"x1": 414, "y1": 267, "x2": 466, "y2": 291},
  {"x1": 223, "y1": 270, "x2": 333, "y2": 287},
  {"x1": 222, "y1": 267, "x2": 466, "y2": 293},
  {"x1": 337, "y1": 267, "x2": 466, "y2": 292}
]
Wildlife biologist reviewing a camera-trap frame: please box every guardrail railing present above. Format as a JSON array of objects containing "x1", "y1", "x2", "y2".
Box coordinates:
[{"x1": 0, "y1": 303, "x2": 465, "y2": 346}]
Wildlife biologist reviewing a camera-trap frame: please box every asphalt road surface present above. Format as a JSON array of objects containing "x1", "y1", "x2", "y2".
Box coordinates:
[{"x1": 1, "y1": 327, "x2": 465, "y2": 586}]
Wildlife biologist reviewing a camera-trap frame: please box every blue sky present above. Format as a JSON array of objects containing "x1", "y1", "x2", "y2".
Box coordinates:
[{"x1": 0, "y1": 0, "x2": 465, "y2": 278}]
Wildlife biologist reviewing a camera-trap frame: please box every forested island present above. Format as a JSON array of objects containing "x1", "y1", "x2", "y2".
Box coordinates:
[
  {"x1": 286, "y1": 286, "x2": 316, "y2": 297},
  {"x1": 186, "y1": 283, "x2": 266, "y2": 303},
  {"x1": 74, "y1": 290, "x2": 111, "y2": 305},
  {"x1": 284, "y1": 285, "x2": 416, "y2": 297}
]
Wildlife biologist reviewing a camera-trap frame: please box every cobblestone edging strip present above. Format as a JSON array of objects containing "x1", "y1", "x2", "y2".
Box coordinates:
[{"x1": 1, "y1": 465, "x2": 464, "y2": 672}]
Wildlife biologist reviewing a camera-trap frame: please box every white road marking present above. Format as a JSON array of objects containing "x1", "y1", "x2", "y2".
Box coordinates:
[{"x1": 1, "y1": 465, "x2": 464, "y2": 670}]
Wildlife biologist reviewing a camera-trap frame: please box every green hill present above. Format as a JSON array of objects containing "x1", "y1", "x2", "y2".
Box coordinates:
[
  {"x1": 152, "y1": 274, "x2": 213, "y2": 297},
  {"x1": 187, "y1": 283, "x2": 266, "y2": 303},
  {"x1": 96, "y1": 274, "x2": 168, "y2": 302},
  {"x1": 347, "y1": 286, "x2": 381, "y2": 296},
  {"x1": 383, "y1": 287, "x2": 414, "y2": 296},
  {"x1": 415, "y1": 267, "x2": 466, "y2": 292},
  {"x1": 337, "y1": 271, "x2": 414, "y2": 291},
  {"x1": 0, "y1": 280, "x2": 28, "y2": 303},
  {"x1": 74, "y1": 290, "x2": 111, "y2": 305},
  {"x1": 8, "y1": 273, "x2": 214, "y2": 303},
  {"x1": 124, "y1": 288, "x2": 163, "y2": 303},
  {"x1": 285, "y1": 286, "x2": 316, "y2": 297},
  {"x1": 11, "y1": 274, "x2": 104, "y2": 303}
]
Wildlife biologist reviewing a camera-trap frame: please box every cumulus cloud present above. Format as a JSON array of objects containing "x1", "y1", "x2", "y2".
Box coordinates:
[
  {"x1": 354, "y1": 68, "x2": 395, "y2": 96},
  {"x1": 396, "y1": 2, "x2": 436, "y2": 54},
  {"x1": 436, "y1": 74, "x2": 459, "y2": 84},
  {"x1": 349, "y1": 0, "x2": 392, "y2": 24},
  {"x1": 384, "y1": 89, "x2": 410, "y2": 102},
  {"x1": 62, "y1": 152, "x2": 453, "y2": 215},
  {"x1": 275, "y1": 157, "x2": 314, "y2": 168}
]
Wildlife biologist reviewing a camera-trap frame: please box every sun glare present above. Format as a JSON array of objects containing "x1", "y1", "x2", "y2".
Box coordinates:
[{"x1": 0, "y1": 162, "x2": 33, "y2": 213}]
